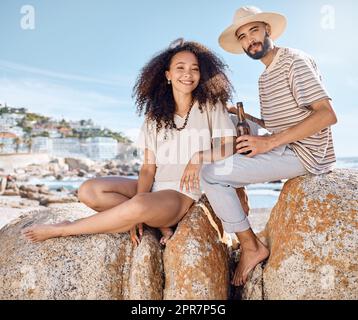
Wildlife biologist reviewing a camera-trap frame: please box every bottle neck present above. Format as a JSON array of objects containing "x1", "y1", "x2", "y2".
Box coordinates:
[{"x1": 237, "y1": 105, "x2": 245, "y2": 122}]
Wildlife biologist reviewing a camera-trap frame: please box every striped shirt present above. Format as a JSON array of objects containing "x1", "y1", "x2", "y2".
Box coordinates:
[{"x1": 259, "y1": 47, "x2": 336, "y2": 175}]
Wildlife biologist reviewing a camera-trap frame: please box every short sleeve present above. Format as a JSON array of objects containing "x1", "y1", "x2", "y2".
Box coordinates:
[
  {"x1": 210, "y1": 103, "x2": 237, "y2": 139},
  {"x1": 289, "y1": 56, "x2": 331, "y2": 109},
  {"x1": 136, "y1": 118, "x2": 157, "y2": 153}
]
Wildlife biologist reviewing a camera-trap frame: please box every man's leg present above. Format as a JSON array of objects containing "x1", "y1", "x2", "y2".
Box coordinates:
[{"x1": 200, "y1": 145, "x2": 308, "y2": 285}]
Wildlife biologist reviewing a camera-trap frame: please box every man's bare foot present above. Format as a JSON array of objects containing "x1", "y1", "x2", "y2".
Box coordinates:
[
  {"x1": 232, "y1": 238, "x2": 269, "y2": 286},
  {"x1": 21, "y1": 221, "x2": 71, "y2": 243},
  {"x1": 159, "y1": 227, "x2": 174, "y2": 246}
]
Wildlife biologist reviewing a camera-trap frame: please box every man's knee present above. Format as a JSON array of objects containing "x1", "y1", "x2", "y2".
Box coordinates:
[
  {"x1": 200, "y1": 162, "x2": 235, "y2": 184},
  {"x1": 200, "y1": 163, "x2": 217, "y2": 185}
]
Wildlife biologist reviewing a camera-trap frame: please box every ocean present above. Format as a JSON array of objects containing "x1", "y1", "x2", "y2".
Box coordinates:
[{"x1": 25, "y1": 158, "x2": 357, "y2": 209}]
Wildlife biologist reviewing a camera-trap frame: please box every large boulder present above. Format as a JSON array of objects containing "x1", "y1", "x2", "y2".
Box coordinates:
[
  {"x1": 242, "y1": 169, "x2": 358, "y2": 300},
  {"x1": 64, "y1": 158, "x2": 94, "y2": 172},
  {"x1": 0, "y1": 203, "x2": 163, "y2": 300},
  {"x1": 163, "y1": 195, "x2": 230, "y2": 300},
  {"x1": 0, "y1": 198, "x2": 230, "y2": 300}
]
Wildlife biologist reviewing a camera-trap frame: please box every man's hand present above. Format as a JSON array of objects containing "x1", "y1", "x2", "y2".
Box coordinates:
[
  {"x1": 226, "y1": 104, "x2": 238, "y2": 115},
  {"x1": 236, "y1": 135, "x2": 276, "y2": 157}
]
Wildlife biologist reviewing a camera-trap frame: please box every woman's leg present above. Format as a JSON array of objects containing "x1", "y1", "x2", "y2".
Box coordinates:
[
  {"x1": 78, "y1": 177, "x2": 138, "y2": 212},
  {"x1": 78, "y1": 177, "x2": 174, "y2": 245},
  {"x1": 22, "y1": 190, "x2": 194, "y2": 242}
]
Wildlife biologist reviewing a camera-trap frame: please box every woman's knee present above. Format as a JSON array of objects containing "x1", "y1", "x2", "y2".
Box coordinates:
[
  {"x1": 77, "y1": 179, "x2": 99, "y2": 206},
  {"x1": 129, "y1": 193, "x2": 151, "y2": 217}
]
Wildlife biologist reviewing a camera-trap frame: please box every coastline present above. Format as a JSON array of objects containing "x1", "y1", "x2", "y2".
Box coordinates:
[{"x1": 1, "y1": 154, "x2": 357, "y2": 232}]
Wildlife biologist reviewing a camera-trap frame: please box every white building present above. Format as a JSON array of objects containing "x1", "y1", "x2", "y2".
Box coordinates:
[
  {"x1": 85, "y1": 137, "x2": 118, "y2": 160},
  {"x1": 32, "y1": 137, "x2": 53, "y2": 153},
  {"x1": 7, "y1": 126, "x2": 25, "y2": 137},
  {"x1": 48, "y1": 130, "x2": 62, "y2": 138},
  {"x1": 52, "y1": 138, "x2": 83, "y2": 158},
  {"x1": 0, "y1": 114, "x2": 25, "y2": 133}
]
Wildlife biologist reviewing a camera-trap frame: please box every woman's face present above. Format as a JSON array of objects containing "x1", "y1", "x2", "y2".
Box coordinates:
[{"x1": 165, "y1": 51, "x2": 200, "y2": 96}]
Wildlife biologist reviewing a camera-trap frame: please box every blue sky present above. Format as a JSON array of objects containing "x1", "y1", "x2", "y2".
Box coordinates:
[{"x1": 0, "y1": 0, "x2": 357, "y2": 156}]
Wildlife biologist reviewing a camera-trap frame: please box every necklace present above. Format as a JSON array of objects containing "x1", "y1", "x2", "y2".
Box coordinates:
[{"x1": 173, "y1": 99, "x2": 195, "y2": 131}]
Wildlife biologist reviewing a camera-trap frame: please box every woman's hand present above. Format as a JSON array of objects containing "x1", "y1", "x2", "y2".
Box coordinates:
[
  {"x1": 130, "y1": 223, "x2": 144, "y2": 247},
  {"x1": 180, "y1": 153, "x2": 202, "y2": 193}
]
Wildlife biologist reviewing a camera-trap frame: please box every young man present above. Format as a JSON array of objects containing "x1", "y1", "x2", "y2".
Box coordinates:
[{"x1": 200, "y1": 6, "x2": 337, "y2": 286}]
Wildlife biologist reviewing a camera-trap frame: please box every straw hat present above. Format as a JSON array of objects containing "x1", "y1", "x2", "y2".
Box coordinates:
[{"x1": 218, "y1": 6, "x2": 287, "y2": 54}]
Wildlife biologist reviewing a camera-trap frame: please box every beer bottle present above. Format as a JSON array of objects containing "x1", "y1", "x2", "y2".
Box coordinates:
[{"x1": 235, "y1": 102, "x2": 251, "y2": 155}]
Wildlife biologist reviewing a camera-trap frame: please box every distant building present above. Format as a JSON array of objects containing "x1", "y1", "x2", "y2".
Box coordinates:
[
  {"x1": 0, "y1": 109, "x2": 133, "y2": 160},
  {"x1": 48, "y1": 129, "x2": 62, "y2": 138},
  {"x1": 117, "y1": 142, "x2": 138, "y2": 161},
  {"x1": 52, "y1": 138, "x2": 83, "y2": 158},
  {"x1": 0, "y1": 132, "x2": 16, "y2": 154},
  {"x1": 32, "y1": 137, "x2": 53, "y2": 153},
  {"x1": 6, "y1": 126, "x2": 25, "y2": 137},
  {"x1": 85, "y1": 137, "x2": 118, "y2": 160},
  {"x1": 0, "y1": 113, "x2": 25, "y2": 131}
]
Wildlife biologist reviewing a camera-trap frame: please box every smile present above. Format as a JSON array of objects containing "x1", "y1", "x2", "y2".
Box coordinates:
[
  {"x1": 179, "y1": 80, "x2": 195, "y2": 85},
  {"x1": 250, "y1": 43, "x2": 262, "y2": 51}
]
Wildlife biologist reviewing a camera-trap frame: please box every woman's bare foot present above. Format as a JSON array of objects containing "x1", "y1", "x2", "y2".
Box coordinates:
[
  {"x1": 232, "y1": 237, "x2": 269, "y2": 286},
  {"x1": 159, "y1": 227, "x2": 174, "y2": 246},
  {"x1": 21, "y1": 221, "x2": 71, "y2": 243}
]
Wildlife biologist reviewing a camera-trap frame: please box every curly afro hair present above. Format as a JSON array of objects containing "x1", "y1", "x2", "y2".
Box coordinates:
[{"x1": 133, "y1": 39, "x2": 234, "y2": 132}]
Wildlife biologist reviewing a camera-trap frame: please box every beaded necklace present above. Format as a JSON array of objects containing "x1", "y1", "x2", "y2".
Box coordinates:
[{"x1": 173, "y1": 99, "x2": 195, "y2": 131}]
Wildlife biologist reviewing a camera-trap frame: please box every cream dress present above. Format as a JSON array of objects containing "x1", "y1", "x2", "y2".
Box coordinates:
[{"x1": 136, "y1": 102, "x2": 236, "y2": 201}]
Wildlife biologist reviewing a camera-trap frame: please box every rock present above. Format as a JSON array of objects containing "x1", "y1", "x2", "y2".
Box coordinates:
[
  {"x1": 65, "y1": 158, "x2": 94, "y2": 172},
  {"x1": 163, "y1": 195, "x2": 230, "y2": 300},
  {"x1": 14, "y1": 168, "x2": 26, "y2": 175},
  {"x1": 19, "y1": 185, "x2": 38, "y2": 194},
  {"x1": 48, "y1": 162, "x2": 60, "y2": 174},
  {"x1": 0, "y1": 196, "x2": 235, "y2": 300},
  {"x1": 242, "y1": 169, "x2": 358, "y2": 300},
  {"x1": 77, "y1": 169, "x2": 87, "y2": 177},
  {"x1": 104, "y1": 161, "x2": 117, "y2": 170},
  {"x1": 19, "y1": 185, "x2": 55, "y2": 202},
  {"x1": 48, "y1": 159, "x2": 70, "y2": 175},
  {"x1": 2, "y1": 189, "x2": 20, "y2": 196},
  {"x1": 0, "y1": 204, "x2": 163, "y2": 300},
  {"x1": 126, "y1": 229, "x2": 164, "y2": 300},
  {"x1": 19, "y1": 190, "x2": 41, "y2": 202},
  {"x1": 38, "y1": 185, "x2": 52, "y2": 195},
  {"x1": 39, "y1": 194, "x2": 79, "y2": 206}
]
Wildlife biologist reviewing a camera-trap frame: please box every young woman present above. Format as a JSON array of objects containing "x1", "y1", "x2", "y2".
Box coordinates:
[{"x1": 22, "y1": 39, "x2": 237, "y2": 247}]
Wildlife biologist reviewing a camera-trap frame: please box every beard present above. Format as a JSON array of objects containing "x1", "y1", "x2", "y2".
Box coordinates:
[{"x1": 244, "y1": 33, "x2": 272, "y2": 60}]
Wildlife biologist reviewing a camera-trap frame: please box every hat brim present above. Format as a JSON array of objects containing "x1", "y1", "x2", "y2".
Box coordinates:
[{"x1": 218, "y1": 12, "x2": 287, "y2": 54}]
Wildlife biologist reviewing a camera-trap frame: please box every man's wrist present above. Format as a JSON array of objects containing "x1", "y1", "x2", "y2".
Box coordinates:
[{"x1": 269, "y1": 134, "x2": 281, "y2": 149}]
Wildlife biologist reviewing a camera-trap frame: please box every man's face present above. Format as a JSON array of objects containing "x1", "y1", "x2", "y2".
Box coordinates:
[{"x1": 236, "y1": 22, "x2": 272, "y2": 60}]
